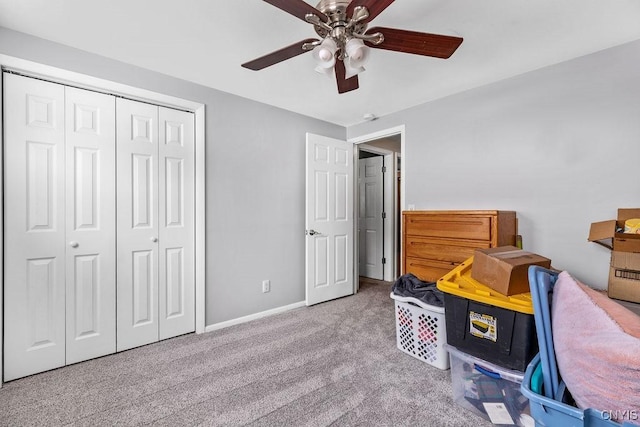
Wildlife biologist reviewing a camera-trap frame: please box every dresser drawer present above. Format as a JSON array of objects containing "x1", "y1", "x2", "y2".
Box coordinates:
[
  {"x1": 405, "y1": 215, "x2": 492, "y2": 241},
  {"x1": 404, "y1": 257, "x2": 458, "y2": 283},
  {"x1": 405, "y1": 236, "x2": 491, "y2": 264}
]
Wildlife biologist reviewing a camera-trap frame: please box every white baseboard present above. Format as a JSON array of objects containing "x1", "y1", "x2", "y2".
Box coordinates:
[{"x1": 204, "y1": 301, "x2": 306, "y2": 333}]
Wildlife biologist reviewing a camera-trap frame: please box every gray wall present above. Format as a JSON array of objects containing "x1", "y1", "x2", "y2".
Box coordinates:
[
  {"x1": 348, "y1": 39, "x2": 640, "y2": 290},
  {"x1": 0, "y1": 27, "x2": 345, "y2": 325}
]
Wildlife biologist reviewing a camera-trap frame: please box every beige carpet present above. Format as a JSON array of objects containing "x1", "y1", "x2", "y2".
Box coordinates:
[{"x1": 0, "y1": 281, "x2": 494, "y2": 426}]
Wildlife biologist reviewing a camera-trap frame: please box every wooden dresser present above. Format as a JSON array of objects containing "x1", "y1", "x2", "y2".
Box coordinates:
[{"x1": 402, "y1": 210, "x2": 517, "y2": 282}]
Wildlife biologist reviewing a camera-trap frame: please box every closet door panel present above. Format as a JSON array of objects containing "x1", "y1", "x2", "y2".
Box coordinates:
[
  {"x1": 4, "y1": 74, "x2": 66, "y2": 381},
  {"x1": 158, "y1": 107, "x2": 195, "y2": 339},
  {"x1": 116, "y1": 98, "x2": 160, "y2": 351},
  {"x1": 64, "y1": 86, "x2": 116, "y2": 364}
]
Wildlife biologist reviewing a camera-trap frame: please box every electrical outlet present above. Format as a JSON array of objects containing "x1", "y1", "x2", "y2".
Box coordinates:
[
  {"x1": 262, "y1": 280, "x2": 270, "y2": 293},
  {"x1": 408, "y1": 204, "x2": 415, "y2": 211}
]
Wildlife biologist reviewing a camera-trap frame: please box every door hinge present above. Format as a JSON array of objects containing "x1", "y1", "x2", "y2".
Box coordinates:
[
  {"x1": 382, "y1": 212, "x2": 386, "y2": 219},
  {"x1": 382, "y1": 257, "x2": 387, "y2": 264},
  {"x1": 382, "y1": 166, "x2": 387, "y2": 173}
]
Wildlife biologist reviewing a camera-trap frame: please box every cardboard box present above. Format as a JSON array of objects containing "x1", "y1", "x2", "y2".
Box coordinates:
[
  {"x1": 608, "y1": 251, "x2": 640, "y2": 303},
  {"x1": 588, "y1": 208, "x2": 640, "y2": 253},
  {"x1": 471, "y1": 246, "x2": 552, "y2": 296}
]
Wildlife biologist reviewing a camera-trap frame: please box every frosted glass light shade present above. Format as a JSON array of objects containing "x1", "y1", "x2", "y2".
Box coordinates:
[
  {"x1": 345, "y1": 38, "x2": 369, "y2": 68},
  {"x1": 312, "y1": 38, "x2": 337, "y2": 69},
  {"x1": 344, "y1": 62, "x2": 365, "y2": 79}
]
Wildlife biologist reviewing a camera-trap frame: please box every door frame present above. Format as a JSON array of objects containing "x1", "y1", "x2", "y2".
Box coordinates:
[
  {"x1": 357, "y1": 147, "x2": 391, "y2": 281},
  {"x1": 0, "y1": 54, "x2": 207, "y2": 387},
  {"x1": 350, "y1": 125, "x2": 406, "y2": 289}
]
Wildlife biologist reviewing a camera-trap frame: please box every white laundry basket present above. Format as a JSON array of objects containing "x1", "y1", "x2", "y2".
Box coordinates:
[{"x1": 390, "y1": 292, "x2": 449, "y2": 370}]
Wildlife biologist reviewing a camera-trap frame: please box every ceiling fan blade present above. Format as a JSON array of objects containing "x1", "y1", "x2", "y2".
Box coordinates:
[
  {"x1": 335, "y1": 60, "x2": 359, "y2": 94},
  {"x1": 347, "y1": 0, "x2": 395, "y2": 23},
  {"x1": 365, "y1": 27, "x2": 463, "y2": 59},
  {"x1": 263, "y1": 0, "x2": 328, "y2": 23},
  {"x1": 242, "y1": 38, "x2": 319, "y2": 70}
]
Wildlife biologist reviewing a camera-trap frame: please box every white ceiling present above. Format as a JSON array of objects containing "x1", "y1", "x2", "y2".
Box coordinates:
[{"x1": 2, "y1": 0, "x2": 640, "y2": 127}]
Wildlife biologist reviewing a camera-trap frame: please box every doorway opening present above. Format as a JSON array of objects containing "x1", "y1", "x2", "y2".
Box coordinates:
[{"x1": 353, "y1": 128, "x2": 403, "y2": 285}]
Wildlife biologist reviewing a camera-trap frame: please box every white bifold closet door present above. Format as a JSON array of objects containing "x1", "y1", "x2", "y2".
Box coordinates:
[
  {"x1": 4, "y1": 73, "x2": 116, "y2": 381},
  {"x1": 64, "y1": 86, "x2": 117, "y2": 364},
  {"x1": 4, "y1": 74, "x2": 195, "y2": 381},
  {"x1": 116, "y1": 98, "x2": 195, "y2": 352}
]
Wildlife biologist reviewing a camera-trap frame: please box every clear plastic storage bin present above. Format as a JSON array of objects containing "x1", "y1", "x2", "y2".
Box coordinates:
[{"x1": 446, "y1": 344, "x2": 533, "y2": 426}]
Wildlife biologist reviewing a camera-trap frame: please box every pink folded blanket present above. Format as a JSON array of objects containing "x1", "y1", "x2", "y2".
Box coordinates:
[{"x1": 552, "y1": 271, "x2": 640, "y2": 425}]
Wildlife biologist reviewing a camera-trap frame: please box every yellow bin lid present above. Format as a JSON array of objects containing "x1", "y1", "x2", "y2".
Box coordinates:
[{"x1": 436, "y1": 256, "x2": 534, "y2": 315}]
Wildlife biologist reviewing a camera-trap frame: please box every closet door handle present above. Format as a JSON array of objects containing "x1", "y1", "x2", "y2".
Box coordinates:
[
  {"x1": 151, "y1": 237, "x2": 158, "y2": 243},
  {"x1": 70, "y1": 241, "x2": 79, "y2": 248}
]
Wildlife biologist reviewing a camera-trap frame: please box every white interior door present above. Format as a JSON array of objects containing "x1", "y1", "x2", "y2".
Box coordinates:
[
  {"x1": 64, "y1": 86, "x2": 116, "y2": 364},
  {"x1": 116, "y1": 98, "x2": 160, "y2": 351},
  {"x1": 305, "y1": 133, "x2": 354, "y2": 306},
  {"x1": 4, "y1": 74, "x2": 66, "y2": 381},
  {"x1": 358, "y1": 156, "x2": 384, "y2": 280},
  {"x1": 158, "y1": 107, "x2": 195, "y2": 339}
]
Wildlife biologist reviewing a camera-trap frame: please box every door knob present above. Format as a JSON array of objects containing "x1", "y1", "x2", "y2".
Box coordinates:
[
  {"x1": 151, "y1": 237, "x2": 158, "y2": 243},
  {"x1": 306, "y1": 229, "x2": 320, "y2": 236},
  {"x1": 70, "y1": 241, "x2": 79, "y2": 248}
]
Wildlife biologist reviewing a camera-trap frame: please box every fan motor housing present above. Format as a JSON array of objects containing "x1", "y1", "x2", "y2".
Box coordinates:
[
  {"x1": 313, "y1": 0, "x2": 367, "y2": 38},
  {"x1": 317, "y1": 0, "x2": 350, "y2": 15}
]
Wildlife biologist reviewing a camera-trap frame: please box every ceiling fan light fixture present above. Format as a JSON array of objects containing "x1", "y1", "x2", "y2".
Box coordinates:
[
  {"x1": 345, "y1": 38, "x2": 369, "y2": 67},
  {"x1": 243, "y1": 0, "x2": 464, "y2": 94},
  {"x1": 312, "y1": 38, "x2": 337, "y2": 69},
  {"x1": 343, "y1": 38, "x2": 369, "y2": 78},
  {"x1": 344, "y1": 62, "x2": 365, "y2": 79}
]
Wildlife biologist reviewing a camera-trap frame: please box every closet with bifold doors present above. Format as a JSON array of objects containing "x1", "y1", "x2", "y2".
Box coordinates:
[{"x1": 3, "y1": 72, "x2": 195, "y2": 381}]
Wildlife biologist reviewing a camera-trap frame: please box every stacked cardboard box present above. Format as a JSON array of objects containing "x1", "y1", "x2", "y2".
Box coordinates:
[
  {"x1": 588, "y1": 208, "x2": 640, "y2": 303},
  {"x1": 471, "y1": 246, "x2": 552, "y2": 296}
]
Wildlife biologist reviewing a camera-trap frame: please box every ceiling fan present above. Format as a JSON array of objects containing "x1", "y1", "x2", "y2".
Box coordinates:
[{"x1": 241, "y1": 0, "x2": 463, "y2": 94}]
